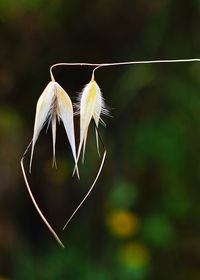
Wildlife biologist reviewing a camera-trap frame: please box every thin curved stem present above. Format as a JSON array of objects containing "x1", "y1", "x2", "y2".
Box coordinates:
[
  {"x1": 62, "y1": 149, "x2": 106, "y2": 230},
  {"x1": 92, "y1": 58, "x2": 200, "y2": 74},
  {"x1": 63, "y1": 121, "x2": 107, "y2": 230},
  {"x1": 49, "y1": 58, "x2": 200, "y2": 80},
  {"x1": 50, "y1": 62, "x2": 101, "y2": 81},
  {"x1": 21, "y1": 142, "x2": 65, "y2": 248}
]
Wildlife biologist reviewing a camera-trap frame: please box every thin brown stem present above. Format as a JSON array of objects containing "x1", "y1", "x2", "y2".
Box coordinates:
[
  {"x1": 49, "y1": 58, "x2": 200, "y2": 80},
  {"x1": 21, "y1": 143, "x2": 65, "y2": 248},
  {"x1": 50, "y1": 62, "x2": 100, "y2": 81},
  {"x1": 63, "y1": 149, "x2": 107, "y2": 230},
  {"x1": 92, "y1": 58, "x2": 200, "y2": 74}
]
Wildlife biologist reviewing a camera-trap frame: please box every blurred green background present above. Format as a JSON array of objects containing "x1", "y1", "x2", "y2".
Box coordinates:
[{"x1": 0, "y1": 0, "x2": 200, "y2": 279}]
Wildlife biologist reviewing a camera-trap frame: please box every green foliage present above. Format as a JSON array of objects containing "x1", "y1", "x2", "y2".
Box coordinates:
[{"x1": 0, "y1": 0, "x2": 200, "y2": 279}]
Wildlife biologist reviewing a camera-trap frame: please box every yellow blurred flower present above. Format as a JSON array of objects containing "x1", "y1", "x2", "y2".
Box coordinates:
[
  {"x1": 106, "y1": 209, "x2": 139, "y2": 238},
  {"x1": 0, "y1": 277, "x2": 9, "y2": 280},
  {"x1": 119, "y1": 242, "x2": 150, "y2": 268}
]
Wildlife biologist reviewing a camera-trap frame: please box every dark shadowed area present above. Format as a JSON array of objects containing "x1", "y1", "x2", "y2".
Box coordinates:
[{"x1": 0, "y1": 1, "x2": 200, "y2": 279}]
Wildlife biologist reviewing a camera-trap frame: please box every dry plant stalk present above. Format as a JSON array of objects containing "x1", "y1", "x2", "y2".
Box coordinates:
[{"x1": 21, "y1": 58, "x2": 200, "y2": 247}]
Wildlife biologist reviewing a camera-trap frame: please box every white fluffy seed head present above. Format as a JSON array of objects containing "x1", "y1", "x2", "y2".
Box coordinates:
[
  {"x1": 76, "y1": 76, "x2": 108, "y2": 163},
  {"x1": 29, "y1": 81, "x2": 77, "y2": 174},
  {"x1": 30, "y1": 81, "x2": 56, "y2": 172}
]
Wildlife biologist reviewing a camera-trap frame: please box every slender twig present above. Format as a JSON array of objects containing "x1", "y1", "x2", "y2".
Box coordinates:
[
  {"x1": 21, "y1": 142, "x2": 65, "y2": 248},
  {"x1": 50, "y1": 62, "x2": 100, "y2": 81},
  {"x1": 62, "y1": 149, "x2": 106, "y2": 230},
  {"x1": 50, "y1": 58, "x2": 200, "y2": 80},
  {"x1": 62, "y1": 123, "x2": 107, "y2": 230},
  {"x1": 92, "y1": 58, "x2": 200, "y2": 74}
]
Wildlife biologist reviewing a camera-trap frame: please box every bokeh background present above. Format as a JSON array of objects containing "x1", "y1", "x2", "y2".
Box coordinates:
[{"x1": 0, "y1": 0, "x2": 200, "y2": 279}]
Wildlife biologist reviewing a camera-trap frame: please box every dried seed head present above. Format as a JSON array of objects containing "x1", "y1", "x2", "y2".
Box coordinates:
[
  {"x1": 29, "y1": 81, "x2": 77, "y2": 174},
  {"x1": 76, "y1": 74, "x2": 108, "y2": 163}
]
